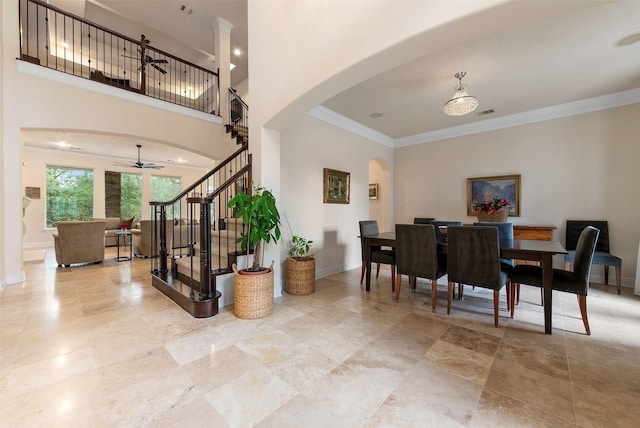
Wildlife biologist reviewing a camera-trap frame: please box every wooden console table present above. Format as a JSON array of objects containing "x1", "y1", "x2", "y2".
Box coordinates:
[{"x1": 513, "y1": 225, "x2": 557, "y2": 241}]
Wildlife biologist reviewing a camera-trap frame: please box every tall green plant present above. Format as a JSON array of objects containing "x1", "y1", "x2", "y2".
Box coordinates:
[{"x1": 228, "y1": 186, "x2": 281, "y2": 271}]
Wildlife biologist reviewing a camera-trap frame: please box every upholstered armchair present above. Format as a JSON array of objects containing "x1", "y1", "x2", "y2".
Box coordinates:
[
  {"x1": 52, "y1": 220, "x2": 106, "y2": 267},
  {"x1": 131, "y1": 220, "x2": 174, "y2": 258}
]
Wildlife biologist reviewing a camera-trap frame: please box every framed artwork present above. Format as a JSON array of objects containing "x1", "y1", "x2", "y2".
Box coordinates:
[
  {"x1": 323, "y1": 168, "x2": 350, "y2": 204},
  {"x1": 467, "y1": 174, "x2": 521, "y2": 216},
  {"x1": 369, "y1": 183, "x2": 378, "y2": 200},
  {"x1": 25, "y1": 187, "x2": 41, "y2": 199}
]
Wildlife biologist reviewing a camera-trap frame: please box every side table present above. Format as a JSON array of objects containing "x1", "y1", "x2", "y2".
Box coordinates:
[{"x1": 114, "y1": 230, "x2": 132, "y2": 262}]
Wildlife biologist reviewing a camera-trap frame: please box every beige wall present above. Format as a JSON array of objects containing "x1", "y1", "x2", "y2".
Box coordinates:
[
  {"x1": 395, "y1": 104, "x2": 640, "y2": 286},
  {"x1": 280, "y1": 114, "x2": 394, "y2": 279},
  {"x1": 22, "y1": 148, "x2": 207, "y2": 248}
]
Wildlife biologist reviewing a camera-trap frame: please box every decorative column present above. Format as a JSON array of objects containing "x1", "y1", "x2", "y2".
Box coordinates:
[{"x1": 212, "y1": 17, "x2": 233, "y2": 122}]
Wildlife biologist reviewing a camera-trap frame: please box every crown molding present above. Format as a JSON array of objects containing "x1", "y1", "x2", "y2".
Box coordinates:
[
  {"x1": 310, "y1": 88, "x2": 640, "y2": 148},
  {"x1": 307, "y1": 105, "x2": 395, "y2": 147}
]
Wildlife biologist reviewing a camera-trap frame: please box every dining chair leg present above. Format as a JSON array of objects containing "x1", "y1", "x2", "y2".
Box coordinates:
[
  {"x1": 446, "y1": 281, "x2": 453, "y2": 315},
  {"x1": 376, "y1": 263, "x2": 381, "y2": 278},
  {"x1": 604, "y1": 265, "x2": 609, "y2": 285},
  {"x1": 395, "y1": 273, "x2": 402, "y2": 302},
  {"x1": 360, "y1": 261, "x2": 365, "y2": 284},
  {"x1": 431, "y1": 279, "x2": 437, "y2": 312},
  {"x1": 506, "y1": 283, "x2": 511, "y2": 314},
  {"x1": 493, "y1": 289, "x2": 500, "y2": 328},
  {"x1": 515, "y1": 283, "x2": 520, "y2": 305},
  {"x1": 458, "y1": 283, "x2": 464, "y2": 300},
  {"x1": 615, "y1": 266, "x2": 622, "y2": 295},
  {"x1": 578, "y1": 295, "x2": 591, "y2": 335},
  {"x1": 510, "y1": 282, "x2": 516, "y2": 318},
  {"x1": 390, "y1": 265, "x2": 396, "y2": 292}
]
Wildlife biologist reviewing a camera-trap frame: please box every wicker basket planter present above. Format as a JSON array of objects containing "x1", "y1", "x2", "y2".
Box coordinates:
[
  {"x1": 233, "y1": 261, "x2": 274, "y2": 319},
  {"x1": 476, "y1": 209, "x2": 509, "y2": 222},
  {"x1": 285, "y1": 256, "x2": 315, "y2": 295}
]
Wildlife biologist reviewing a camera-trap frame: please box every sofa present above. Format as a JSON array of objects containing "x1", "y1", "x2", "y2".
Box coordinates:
[
  {"x1": 92, "y1": 217, "x2": 136, "y2": 246},
  {"x1": 52, "y1": 220, "x2": 106, "y2": 267},
  {"x1": 131, "y1": 220, "x2": 174, "y2": 258}
]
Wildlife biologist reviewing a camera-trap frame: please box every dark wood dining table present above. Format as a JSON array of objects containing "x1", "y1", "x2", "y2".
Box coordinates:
[{"x1": 362, "y1": 232, "x2": 567, "y2": 334}]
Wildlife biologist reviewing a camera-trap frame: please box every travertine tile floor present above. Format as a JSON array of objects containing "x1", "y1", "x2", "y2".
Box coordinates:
[{"x1": 1, "y1": 248, "x2": 639, "y2": 427}]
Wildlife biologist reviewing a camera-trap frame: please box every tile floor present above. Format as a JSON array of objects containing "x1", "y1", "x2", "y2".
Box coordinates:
[{"x1": 1, "y1": 248, "x2": 639, "y2": 427}]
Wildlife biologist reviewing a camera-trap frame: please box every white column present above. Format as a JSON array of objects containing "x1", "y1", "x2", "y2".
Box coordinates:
[{"x1": 212, "y1": 17, "x2": 233, "y2": 123}]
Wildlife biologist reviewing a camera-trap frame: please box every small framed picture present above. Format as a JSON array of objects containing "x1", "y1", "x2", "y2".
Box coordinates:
[
  {"x1": 369, "y1": 183, "x2": 378, "y2": 200},
  {"x1": 25, "y1": 187, "x2": 41, "y2": 199},
  {"x1": 323, "y1": 168, "x2": 350, "y2": 204}
]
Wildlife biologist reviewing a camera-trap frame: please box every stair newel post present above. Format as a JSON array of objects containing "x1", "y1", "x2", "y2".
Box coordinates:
[
  {"x1": 158, "y1": 205, "x2": 168, "y2": 273},
  {"x1": 198, "y1": 198, "x2": 212, "y2": 299}
]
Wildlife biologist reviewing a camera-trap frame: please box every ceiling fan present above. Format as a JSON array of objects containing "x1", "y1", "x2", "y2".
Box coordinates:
[
  {"x1": 122, "y1": 51, "x2": 168, "y2": 74},
  {"x1": 113, "y1": 144, "x2": 164, "y2": 169}
]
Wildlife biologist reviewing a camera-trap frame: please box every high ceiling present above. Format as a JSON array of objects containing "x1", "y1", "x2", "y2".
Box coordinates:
[{"x1": 23, "y1": 1, "x2": 640, "y2": 166}]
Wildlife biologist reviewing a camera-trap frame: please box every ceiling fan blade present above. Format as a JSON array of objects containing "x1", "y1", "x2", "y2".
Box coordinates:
[
  {"x1": 121, "y1": 54, "x2": 139, "y2": 60},
  {"x1": 142, "y1": 164, "x2": 164, "y2": 169},
  {"x1": 112, "y1": 161, "x2": 133, "y2": 167},
  {"x1": 150, "y1": 63, "x2": 167, "y2": 74},
  {"x1": 153, "y1": 59, "x2": 168, "y2": 64}
]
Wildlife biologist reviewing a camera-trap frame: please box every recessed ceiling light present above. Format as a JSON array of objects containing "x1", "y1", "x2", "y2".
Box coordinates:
[
  {"x1": 615, "y1": 31, "x2": 640, "y2": 47},
  {"x1": 369, "y1": 112, "x2": 383, "y2": 118},
  {"x1": 233, "y1": 48, "x2": 242, "y2": 56}
]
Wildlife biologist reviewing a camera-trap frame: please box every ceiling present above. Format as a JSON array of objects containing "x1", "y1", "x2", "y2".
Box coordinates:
[
  {"x1": 321, "y1": 0, "x2": 640, "y2": 141},
  {"x1": 23, "y1": 1, "x2": 640, "y2": 165}
]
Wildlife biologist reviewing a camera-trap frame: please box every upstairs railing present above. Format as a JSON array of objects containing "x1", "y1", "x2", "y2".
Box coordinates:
[
  {"x1": 228, "y1": 88, "x2": 249, "y2": 143},
  {"x1": 19, "y1": 0, "x2": 220, "y2": 114},
  {"x1": 148, "y1": 142, "x2": 251, "y2": 302}
]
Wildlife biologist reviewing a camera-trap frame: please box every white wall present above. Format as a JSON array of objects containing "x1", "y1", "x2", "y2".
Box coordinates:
[
  {"x1": 395, "y1": 104, "x2": 640, "y2": 286},
  {"x1": 280, "y1": 114, "x2": 394, "y2": 280},
  {"x1": 21, "y1": 148, "x2": 207, "y2": 248}
]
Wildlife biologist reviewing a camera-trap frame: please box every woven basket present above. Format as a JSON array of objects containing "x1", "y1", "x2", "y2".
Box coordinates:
[
  {"x1": 233, "y1": 261, "x2": 274, "y2": 319},
  {"x1": 285, "y1": 256, "x2": 315, "y2": 295},
  {"x1": 476, "y1": 209, "x2": 509, "y2": 222}
]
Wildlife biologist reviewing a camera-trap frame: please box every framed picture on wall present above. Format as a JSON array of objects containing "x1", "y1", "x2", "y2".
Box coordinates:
[
  {"x1": 323, "y1": 168, "x2": 350, "y2": 204},
  {"x1": 467, "y1": 174, "x2": 521, "y2": 216},
  {"x1": 369, "y1": 183, "x2": 378, "y2": 200}
]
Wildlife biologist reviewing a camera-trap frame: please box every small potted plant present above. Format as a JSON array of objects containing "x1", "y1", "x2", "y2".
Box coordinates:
[
  {"x1": 285, "y1": 235, "x2": 315, "y2": 295},
  {"x1": 473, "y1": 197, "x2": 511, "y2": 222},
  {"x1": 228, "y1": 185, "x2": 281, "y2": 318}
]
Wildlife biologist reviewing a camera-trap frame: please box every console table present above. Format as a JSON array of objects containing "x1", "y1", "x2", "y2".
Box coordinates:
[{"x1": 513, "y1": 225, "x2": 557, "y2": 241}]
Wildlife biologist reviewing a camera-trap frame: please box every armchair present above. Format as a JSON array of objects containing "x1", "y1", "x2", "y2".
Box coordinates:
[{"x1": 52, "y1": 221, "x2": 106, "y2": 267}]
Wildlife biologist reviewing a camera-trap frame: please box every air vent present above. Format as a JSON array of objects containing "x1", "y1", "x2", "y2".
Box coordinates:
[
  {"x1": 180, "y1": 5, "x2": 193, "y2": 15},
  {"x1": 478, "y1": 109, "x2": 495, "y2": 116}
]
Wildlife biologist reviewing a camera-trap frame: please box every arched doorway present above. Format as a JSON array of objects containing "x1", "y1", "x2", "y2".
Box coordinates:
[{"x1": 368, "y1": 158, "x2": 392, "y2": 232}]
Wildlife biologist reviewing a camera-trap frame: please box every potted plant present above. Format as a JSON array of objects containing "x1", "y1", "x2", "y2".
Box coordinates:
[
  {"x1": 473, "y1": 197, "x2": 511, "y2": 222},
  {"x1": 285, "y1": 235, "x2": 315, "y2": 295},
  {"x1": 228, "y1": 185, "x2": 281, "y2": 318}
]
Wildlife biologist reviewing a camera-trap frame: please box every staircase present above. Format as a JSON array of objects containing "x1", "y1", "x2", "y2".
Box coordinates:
[{"x1": 148, "y1": 90, "x2": 251, "y2": 318}]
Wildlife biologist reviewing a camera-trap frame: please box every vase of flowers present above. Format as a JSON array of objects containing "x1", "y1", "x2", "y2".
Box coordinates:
[{"x1": 473, "y1": 197, "x2": 511, "y2": 222}]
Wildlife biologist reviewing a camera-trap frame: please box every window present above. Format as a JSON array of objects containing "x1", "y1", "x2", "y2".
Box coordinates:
[
  {"x1": 46, "y1": 166, "x2": 94, "y2": 227},
  {"x1": 105, "y1": 171, "x2": 142, "y2": 220},
  {"x1": 151, "y1": 175, "x2": 181, "y2": 219}
]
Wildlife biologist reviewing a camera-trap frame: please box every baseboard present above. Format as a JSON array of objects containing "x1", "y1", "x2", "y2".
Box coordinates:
[{"x1": 23, "y1": 242, "x2": 53, "y2": 249}]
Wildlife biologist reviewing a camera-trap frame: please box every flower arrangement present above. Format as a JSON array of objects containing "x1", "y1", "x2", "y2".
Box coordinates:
[{"x1": 473, "y1": 197, "x2": 511, "y2": 214}]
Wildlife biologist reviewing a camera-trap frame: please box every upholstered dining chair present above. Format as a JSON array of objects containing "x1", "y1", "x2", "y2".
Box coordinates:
[
  {"x1": 359, "y1": 220, "x2": 396, "y2": 291},
  {"x1": 394, "y1": 224, "x2": 447, "y2": 310},
  {"x1": 413, "y1": 217, "x2": 435, "y2": 225},
  {"x1": 472, "y1": 222, "x2": 515, "y2": 305},
  {"x1": 431, "y1": 220, "x2": 463, "y2": 241},
  {"x1": 446, "y1": 226, "x2": 513, "y2": 327},
  {"x1": 511, "y1": 226, "x2": 599, "y2": 335},
  {"x1": 565, "y1": 220, "x2": 621, "y2": 295}
]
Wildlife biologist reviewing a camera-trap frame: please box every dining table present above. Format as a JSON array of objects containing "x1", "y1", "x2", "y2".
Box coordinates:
[{"x1": 362, "y1": 231, "x2": 567, "y2": 334}]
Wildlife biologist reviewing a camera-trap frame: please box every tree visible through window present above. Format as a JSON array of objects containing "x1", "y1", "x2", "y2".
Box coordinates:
[
  {"x1": 46, "y1": 166, "x2": 94, "y2": 227},
  {"x1": 151, "y1": 175, "x2": 181, "y2": 219}
]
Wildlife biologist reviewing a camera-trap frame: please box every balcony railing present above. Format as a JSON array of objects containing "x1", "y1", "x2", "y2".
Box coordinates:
[{"x1": 19, "y1": 0, "x2": 220, "y2": 115}]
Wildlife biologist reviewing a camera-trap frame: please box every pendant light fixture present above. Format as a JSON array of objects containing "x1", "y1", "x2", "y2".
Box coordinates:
[{"x1": 443, "y1": 71, "x2": 479, "y2": 116}]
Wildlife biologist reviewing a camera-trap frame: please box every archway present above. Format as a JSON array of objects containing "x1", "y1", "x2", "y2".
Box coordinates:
[{"x1": 368, "y1": 157, "x2": 393, "y2": 232}]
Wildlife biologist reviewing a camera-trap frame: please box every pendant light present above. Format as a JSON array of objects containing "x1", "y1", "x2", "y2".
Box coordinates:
[{"x1": 443, "y1": 72, "x2": 478, "y2": 116}]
